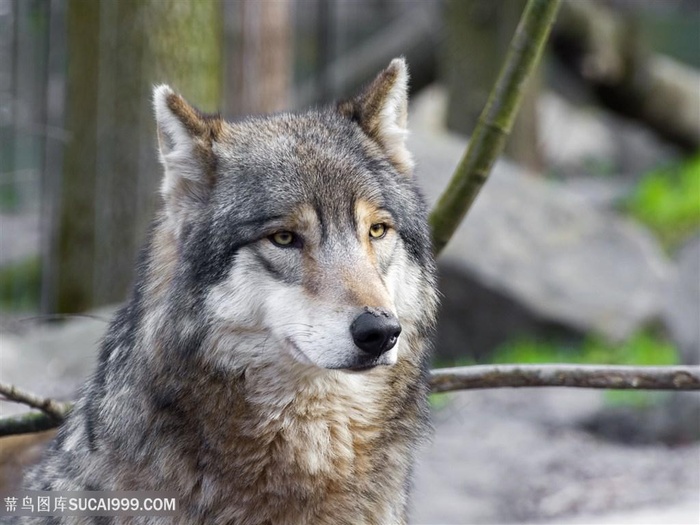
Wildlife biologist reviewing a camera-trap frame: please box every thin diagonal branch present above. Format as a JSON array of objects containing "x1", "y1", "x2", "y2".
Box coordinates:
[
  {"x1": 0, "y1": 382, "x2": 70, "y2": 420},
  {"x1": 429, "y1": 0, "x2": 562, "y2": 254}
]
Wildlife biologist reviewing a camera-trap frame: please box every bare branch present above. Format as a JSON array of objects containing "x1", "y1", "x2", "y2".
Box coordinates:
[
  {"x1": 430, "y1": 364, "x2": 700, "y2": 393},
  {"x1": 430, "y1": 0, "x2": 562, "y2": 254},
  {"x1": 1, "y1": 364, "x2": 698, "y2": 437},
  {"x1": 0, "y1": 382, "x2": 70, "y2": 420}
]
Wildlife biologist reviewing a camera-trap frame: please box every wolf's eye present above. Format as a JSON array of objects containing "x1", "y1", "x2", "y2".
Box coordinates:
[
  {"x1": 270, "y1": 231, "x2": 297, "y2": 247},
  {"x1": 369, "y1": 223, "x2": 387, "y2": 239}
]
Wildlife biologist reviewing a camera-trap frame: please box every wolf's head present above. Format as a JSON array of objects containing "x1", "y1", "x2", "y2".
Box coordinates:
[{"x1": 152, "y1": 58, "x2": 437, "y2": 374}]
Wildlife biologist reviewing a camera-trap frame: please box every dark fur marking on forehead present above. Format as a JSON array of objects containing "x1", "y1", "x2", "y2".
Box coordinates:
[{"x1": 235, "y1": 215, "x2": 286, "y2": 231}]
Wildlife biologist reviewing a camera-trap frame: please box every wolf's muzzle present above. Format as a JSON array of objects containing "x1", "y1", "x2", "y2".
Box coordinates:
[{"x1": 350, "y1": 309, "x2": 402, "y2": 357}]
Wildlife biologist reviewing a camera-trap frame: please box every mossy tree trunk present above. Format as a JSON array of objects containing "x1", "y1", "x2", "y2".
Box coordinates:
[{"x1": 55, "y1": 0, "x2": 221, "y2": 313}]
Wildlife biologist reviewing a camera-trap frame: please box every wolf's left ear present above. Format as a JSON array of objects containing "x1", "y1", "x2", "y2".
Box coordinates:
[
  {"x1": 153, "y1": 85, "x2": 223, "y2": 235},
  {"x1": 338, "y1": 58, "x2": 413, "y2": 176}
]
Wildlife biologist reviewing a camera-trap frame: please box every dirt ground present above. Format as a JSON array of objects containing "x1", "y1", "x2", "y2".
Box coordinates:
[{"x1": 412, "y1": 389, "x2": 699, "y2": 524}]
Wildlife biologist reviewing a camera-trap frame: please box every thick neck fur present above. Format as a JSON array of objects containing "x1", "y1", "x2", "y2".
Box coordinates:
[{"x1": 93, "y1": 217, "x2": 430, "y2": 524}]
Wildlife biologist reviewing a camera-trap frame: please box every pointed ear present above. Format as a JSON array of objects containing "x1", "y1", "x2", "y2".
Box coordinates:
[
  {"x1": 153, "y1": 85, "x2": 222, "y2": 234},
  {"x1": 338, "y1": 58, "x2": 413, "y2": 175}
]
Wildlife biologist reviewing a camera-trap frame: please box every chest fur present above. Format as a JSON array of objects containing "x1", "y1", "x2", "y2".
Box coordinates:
[{"x1": 176, "y1": 381, "x2": 410, "y2": 524}]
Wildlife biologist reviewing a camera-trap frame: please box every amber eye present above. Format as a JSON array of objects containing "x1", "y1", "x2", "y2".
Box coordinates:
[
  {"x1": 270, "y1": 231, "x2": 296, "y2": 247},
  {"x1": 369, "y1": 223, "x2": 387, "y2": 239}
]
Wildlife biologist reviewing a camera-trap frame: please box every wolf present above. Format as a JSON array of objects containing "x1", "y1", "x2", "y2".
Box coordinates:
[{"x1": 19, "y1": 58, "x2": 438, "y2": 524}]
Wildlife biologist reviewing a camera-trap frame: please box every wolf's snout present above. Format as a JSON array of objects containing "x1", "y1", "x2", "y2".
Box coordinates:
[{"x1": 350, "y1": 310, "x2": 402, "y2": 357}]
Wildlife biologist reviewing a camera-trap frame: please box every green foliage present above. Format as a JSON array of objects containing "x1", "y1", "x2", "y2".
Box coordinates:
[
  {"x1": 492, "y1": 331, "x2": 679, "y2": 407},
  {"x1": 0, "y1": 256, "x2": 42, "y2": 311},
  {"x1": 602, "y1": 389, "x2": 668, "y2": 408},
  {"x1": 492, "y1": 331, "x2": 679, "y2": 366},
  {"x1": 625, "y1": 155, "x2": 700, "y2": 247},
  {"x1": 0, "y1": 183, "x2": 20, "y2": 212},
  {"x1": 429, "y1": 393, "x2": 453, "y2": 411}
]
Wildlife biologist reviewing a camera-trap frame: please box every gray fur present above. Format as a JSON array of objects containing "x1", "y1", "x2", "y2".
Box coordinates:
[{"x1": 19, "y1": 59, "x2": 438, "y2": 525}]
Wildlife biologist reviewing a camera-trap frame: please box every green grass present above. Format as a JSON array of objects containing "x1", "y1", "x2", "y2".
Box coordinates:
[
  {"x1": 428, "y1": 392, "x2": 453, "y2": 410},
  {"x1": 625, "y1": 155, "x2": 700, "y2": 248},
  {"x1": 491, "y1": 331, "x2": 679, "y2": 407},
  {"x1": 492, "y1": 331, "x2": 679, "y2": 367},
  {"x1": 429, "y1": 332, "x2": 679, "y2": 409},
  {"x1": 0, "y1": 256, "x2": 42, "y2": 311}
]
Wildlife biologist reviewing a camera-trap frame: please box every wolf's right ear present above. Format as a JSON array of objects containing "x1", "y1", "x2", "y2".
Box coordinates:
[
  {"x1": 153, "y1": 85, "x2": 222, "y2": 234},
  {"x1": 338, "y1": 58, "x2": 413, "y2": 176}
]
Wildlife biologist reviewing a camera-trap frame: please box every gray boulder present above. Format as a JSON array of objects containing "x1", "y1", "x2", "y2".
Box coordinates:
[{"x1": 408, "y1": 129, "x2": 671, "y2": 359}]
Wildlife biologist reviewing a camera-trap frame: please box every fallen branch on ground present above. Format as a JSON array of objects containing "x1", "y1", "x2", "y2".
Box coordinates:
[
  {"x1": 429, "y1": 364, "x2": 700, "y2": 393},
  {"x1": 1, "y1": 364, "x2": 698, "y2": 436},
  {"x1": 0, "y1": 382, "x2": 71, "y2": 420}
]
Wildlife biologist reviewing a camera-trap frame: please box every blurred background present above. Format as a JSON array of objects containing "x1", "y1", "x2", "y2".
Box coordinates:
[{"x1": 0, "y1": 0, "x2": 699, "y2": 523}]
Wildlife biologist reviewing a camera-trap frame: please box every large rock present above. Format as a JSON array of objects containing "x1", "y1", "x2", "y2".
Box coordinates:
[
  {"x1": 408, "y1": 129, "x2": 671, "y2": 359},
  {"x1": 538, "y1": 91, "x2": 680, "y2": 178},
  {"x1": 663, "y1": 236, "x2": 700, "y2": 365}
]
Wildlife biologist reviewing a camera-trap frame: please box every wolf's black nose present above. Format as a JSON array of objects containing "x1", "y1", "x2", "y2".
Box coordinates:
[{"x1": 350, "y1": 310, "x2": 402, "y2": 357}]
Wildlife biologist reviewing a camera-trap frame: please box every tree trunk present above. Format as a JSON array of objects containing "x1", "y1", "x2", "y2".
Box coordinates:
[
  {"x1": 225, "y1": 0, "x2": 292, "y2": 117},
  {"x1": 54, "y1": 0, "x2": 221, "y2": 313},
  {"x1": 55, "y1": 0, "x2": 101, "y2": 313}
]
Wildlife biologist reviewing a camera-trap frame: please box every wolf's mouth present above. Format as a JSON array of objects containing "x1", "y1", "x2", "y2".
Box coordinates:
[
  {"x1": 344, "y1": 362, "x2": 383, "y2": 373},
  {"x1": 283, "y1": 337, "x2": 389, "y2": 372},
  {"x1": 335, "y1": 355, "x2": 392, "y2": 372}
]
